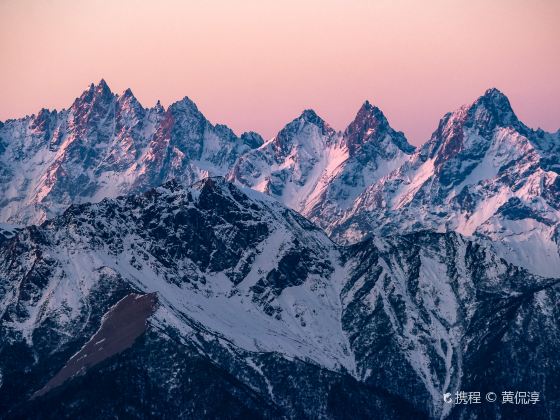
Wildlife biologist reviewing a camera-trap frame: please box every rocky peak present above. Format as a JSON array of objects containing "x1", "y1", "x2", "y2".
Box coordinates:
[
  {"x1": 294, "y1": 109, "x2": 334, "y2": 136},
  {"x1": 169, "y1": 96, "x2": 201, "y2": 115},
  {"x1": 271, "y1": 109, "x2": 333, "y2": 158},
  {"x1": 300, "y1": 108, "x2": 324, "y2": 125},
  {"x1": 70, "y1": 79, "x2": 116, "y2": 125},
  {"x1": 116, "y1": 88, "x2": 145, "y2": 123},
  {"x1": 343, "y1": 100, "x2": 414, "y2": 155},
  {"x1": 153, "y1": 100, "x2": 165, "y2": 114},
  {"x1": 240, "y1": 131, "x2": 264, "y2": 149},
  {"x1": 30, "y1": 108, "x2": 56, "y2": 132},
  {"x1": 119, "y1": 88, "x2": 141, "y2": 106},
  {"x1": 95, "y1": 78, "x2": 112, "y2": 97},
  {"x1": 166, "y1": 96, "x2": 207, "y2": 139},
  {"x1": 466, "y1": 87, "x2": 519, "y2": 130},
  {"x1": 122, "y1": 87, "x2": 134, "y2": 98},
  {"x1": 425, "y1": 88, "x2": 523, "y2": 167}
]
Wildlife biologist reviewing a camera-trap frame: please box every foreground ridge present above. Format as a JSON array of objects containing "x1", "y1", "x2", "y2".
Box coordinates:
[{"x1": 0, "y1": 178, "x2": 558, "y2": 418}]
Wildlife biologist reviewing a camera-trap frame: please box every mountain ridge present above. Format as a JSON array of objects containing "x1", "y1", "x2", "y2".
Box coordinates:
[{"x1": 1, "y1": 177, "x2": 559, "y2": 418}]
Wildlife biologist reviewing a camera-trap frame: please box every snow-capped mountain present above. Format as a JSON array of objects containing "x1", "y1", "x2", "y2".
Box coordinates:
[
  {"x1": 1, "y1": 81, "x2": 559, "y2": 418},
  {"x1": 1, "y1": 179, "x2": 558, "y2": 418},
  {"x1": 332, "y1": 89, "x2": 560, "y2": 277},
  {"x1": 0, "y1": 80, "x2": 263, "y2": 225},
  {"x1": 230, "y1": 101, "x2": 415, "y2": 226},
  {"x1": 4, "y1": 81, "x2": 556, "y2": 278}
]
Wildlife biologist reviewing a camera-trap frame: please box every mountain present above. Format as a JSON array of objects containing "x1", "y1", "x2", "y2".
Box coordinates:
[
  {"x1": 1, "y1": 178, "x2": 558, "y2": 419},
  {"x1": 230, "y1": 101, "x2": 415, "y2": 226},
  {"x1": 0, "y1": 80, "x2": 263, "y2": 225},
  {"x1": 1, "y1": 83, "x2": 558, "y2": 278},
  {"x1": 0, "y1": 81, "x2": 414, "y2": 229},
  {"x1": 332, "y1": 89, "x2": 560, "y2": 277}
]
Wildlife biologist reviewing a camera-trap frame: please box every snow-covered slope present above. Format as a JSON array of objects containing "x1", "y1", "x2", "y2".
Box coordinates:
[
  {"x1": 230, "y1": 102, "x2": 415, "y2": 227},
  {"x1": 1, "y1": 178, "x2": 558, "y2": 418},
  {"x1": 333, "y1": 89, "x2": 560, "y2": 277},
  {"x1": 0, "y1": 80, "x2": 263, "y2": 225},
  {"x1": 342, "y1": 231, "x2": 560, "y2": 418},
  {"x1": 1, "y1": 83, "x2": 558, "y2": 278},
  {"x1": 0, "y1": 177, "x2": 351, "y2": 371},
  {"x1": 0, "y1": 82, "x2": 415, "y2": 231},
  {"x1": 229, "y1": 109, "x2": 341, "y2": 211}
]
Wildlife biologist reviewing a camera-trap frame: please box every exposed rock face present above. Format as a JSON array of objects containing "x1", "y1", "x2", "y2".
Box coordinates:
[
  {"x1": 0, "y1": 81, "x2": 262, "y2": 225},
  {"x1": 0, "y1": 179, "x2": 557, "y2": 419},
  {"x1": 333, "y1": 89, "x2": 560, "y2": 277},
  {"x1": 229, "y1": 102, "x2": 416, "y2": 227},
  {"x1": 1, "y1": 82, "x2": 559, "y2": 418},
  {"x1": 2, "y1": 83, "x2": 557, "y2": 275}
]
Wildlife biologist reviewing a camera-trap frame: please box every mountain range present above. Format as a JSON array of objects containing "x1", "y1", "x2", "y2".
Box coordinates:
[{"x1": 0, "y1": 81, "x2": 559, "y2": 419}]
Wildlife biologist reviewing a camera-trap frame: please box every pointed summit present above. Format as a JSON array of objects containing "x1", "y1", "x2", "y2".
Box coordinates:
[
  {"x1": 358, "y1": 100, "x2": 374, "y2": 112},
  {"x1": 154, "y1": 100, "x2": 165, "y2": 113},
  {"x1": 425, "y1": 88, "x2": 528, "y2": 174},
  {"x1": 122, "y1": 87, "x2": 134, "y2": 98},
  {"x1": 477, "y1": 88, "x2": 513, "y2": 111},
  {"x1": 270, "y1": 109, "x2": 334, "y2": 158},
  {"x1": 93, "y1": 78, "x2": 113, "y2": 100},
  {"x1": 299, "y1": 109, "x2": 322, "y2": 123},
  {"x1": 97, "y1": 78, "x2": 110, "y2": 91},
  {"x1": 71, "y1": 79, "x2": 116, "y2": 116},
  {"x1": 118, "y1": 87, "x2": 143, "y2": 108},
  {"x1": 119, "y1": 88, "x2": 141, "y2": 106},
  {"x1": 116, "y1": 87, "x2": 145, "y2": 123},
  {"x1": 468, "y1": 87, "x2": 518, "y2": 128},
  {"x1": 240, "y1": 131, "x2": 264, "y2": 149},
  {"x1": 343, "y1": 100, "x2": 413, "y2": 155},
  {"x1": 346, "y1": 101, "x2": 388, "y2": 139},
  {"x1": 295, "y1": 109, "x2": 333, "y2": 136},
  {"x1": 168, "y1": 96, "x2": 203, "y2": 121}
]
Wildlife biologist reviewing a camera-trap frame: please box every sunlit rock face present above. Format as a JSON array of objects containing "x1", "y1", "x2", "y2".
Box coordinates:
[
  {"x1": 0, "y1": 80, "x2": 263, "y2": 225},
  {"x1": 332, "y1": 89, "x2": 560, "y2": 277}
]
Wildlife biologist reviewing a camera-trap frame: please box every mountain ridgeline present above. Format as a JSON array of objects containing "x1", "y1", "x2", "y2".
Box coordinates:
[{"x1": 0, "y1": 81, "x2": 559, "y2": 419}]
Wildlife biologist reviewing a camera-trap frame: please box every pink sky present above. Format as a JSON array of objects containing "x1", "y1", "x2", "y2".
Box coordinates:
[{"x1": 1, "y1": 0, "x2": 558, "y2": 145}]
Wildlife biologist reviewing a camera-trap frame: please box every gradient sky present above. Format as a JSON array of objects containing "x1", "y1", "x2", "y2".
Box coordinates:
[{"x1": 1, "y1": 0, "x2": 558, "y2": 145}]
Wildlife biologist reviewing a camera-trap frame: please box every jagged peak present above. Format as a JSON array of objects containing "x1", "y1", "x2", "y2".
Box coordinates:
[
  {"x1": 358, "y1": 99, "x2": 375, "y2": 112},
  {"x1": 118, "y1": 87, "x2": 144, "y2": 109},
  {"x1": 287, "y1": 108, "x2": 333, "y2": 135},
  {"x1": 424, "y1": 88, "x2": 526, "y2": 167},
  {"x1": 299, "y1": 109, "x2": 323, "y2": 124},
  {"x1": 350, "y1": 100, "x2": 388, "y2": 128},
  {"x1": 270, "y1": 109, "x2": 334, "y2": 156},
  {"x1": 482, "y1": 87, "x2": 508, "y2": 101},
  {"x1": 97, "y1": 78, "x2": 110, "y2": 91},
  {"x1": 240, "y1": 131, "x2": 264, "y2": 148},
  {"x1": 154, "y1": 100, "x2": 165, "y2": 113},
  {"x1": 166, "y1": 96, "x2": 207, "y2": 125},
  {"x1": 73, "y1": 79, "x2": 115, "y2": 109},
  {"x1": 92, "y1": 78, "x2": 113, "y2": 99},
  {"x1": 122, "y1": 87, "x2": 134, "y2": 98},
  {"x1": 170, "y1": 96, "x2": 200, "y2": 113},
  {"x1": 343, "y1": 100, "x2": 414, "y2": 154},
  {"x1": 35, "y1": 108, "x2": 53, "y2": 119},
  {"x1": 473, "y1": 87, "x2": 513, "y2": 111},
  {"x1": 466, "y1": 87, "x2": 518, "y2": 127}
]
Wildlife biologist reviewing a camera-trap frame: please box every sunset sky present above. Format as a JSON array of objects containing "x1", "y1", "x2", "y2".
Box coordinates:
[{"x1": 1, "y1": 0, "x2": 558, "y2": 145}]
